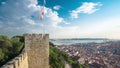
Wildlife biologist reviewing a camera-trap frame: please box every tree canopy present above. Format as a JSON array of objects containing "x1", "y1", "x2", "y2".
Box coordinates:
[{"x1": 0, "y1": 35, "x2": 24, "y2": 66}]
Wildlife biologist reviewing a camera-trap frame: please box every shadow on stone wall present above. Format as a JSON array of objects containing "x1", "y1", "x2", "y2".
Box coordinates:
[{"x1": 1, "y1": 49, "x2": 28, "y2": 68}]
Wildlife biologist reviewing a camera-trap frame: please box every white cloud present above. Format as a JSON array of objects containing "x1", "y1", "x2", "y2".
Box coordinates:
[
  {"x1": 62, "y1": 20, "x2": 70, "y2": 25},
  {"x1": 24, "y1": 17, "x2": 36, "y2": 25},
  {"x1": 70, "y1": 2, "x2": 102, "y2": 18},
  {"x1": 53, "y1": 5, "x2": 61, "y2": 10},
  {"x1": 45, "y1": 8, "x2": 63, "y2": 27},
  {"x1": 50, "y1": 26, "x2": 79, "y2": 39},
  {"x1": 50, "y1": 17, "x2": 120, "y2": 39},
  {"x1": 0, "y1": 0, "x2": 64, "y2": 36},
  {"x1": 1, "y1": 2, "x2": 6, "y2": 5},
  {"x1": 1, "y1": 0, "x2": 119, "y2": 39}
]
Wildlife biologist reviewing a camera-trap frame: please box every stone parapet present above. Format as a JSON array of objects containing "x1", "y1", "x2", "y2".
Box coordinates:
[
  {"x1": 24, "y1": 34, "x2": 49, "y2": 68},
  {"x1": 1, "y1": 33, "x2": 49, "y2": 68},
  {"x1": 1, "y1": 49, "x2": 28, "y2": 68}
]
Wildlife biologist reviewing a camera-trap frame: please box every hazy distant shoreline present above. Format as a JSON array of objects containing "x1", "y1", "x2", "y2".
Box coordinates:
[
  {"x1": 50, "y1": 38, "x2": 108, "y2": 40},
  {"x1": 50, "y1": 38, "x2": 116, "y2": 45}
]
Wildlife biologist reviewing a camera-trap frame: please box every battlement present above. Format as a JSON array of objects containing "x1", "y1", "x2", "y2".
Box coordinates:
[
  {"x1": 1, "y1": 33, "x2": 49, "y2": 68},
  {"x1": 24, "y1": 33, "x2": 49, "y2": 41},
  {"x1": 1, "y1": 49, "x2": 28, "y2": 68},
  {"x1": 24, "y1": 34, "x2": 49, "y2": 68}
]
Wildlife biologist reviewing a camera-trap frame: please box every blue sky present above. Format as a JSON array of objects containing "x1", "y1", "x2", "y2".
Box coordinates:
[{"x1": 0, "y1": 0, "x2": 120, "y2": 39}]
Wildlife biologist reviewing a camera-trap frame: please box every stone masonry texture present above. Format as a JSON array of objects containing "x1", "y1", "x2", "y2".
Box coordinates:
[
  {"x1": 1, "y1": 34, "x2": 49, "y2": 68},
  {"x1": 24, "y1": 34, "x2": 49, "y2": 68}
]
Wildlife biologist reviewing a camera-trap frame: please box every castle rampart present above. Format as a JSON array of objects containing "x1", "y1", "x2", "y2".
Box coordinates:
[
  {"x1": 24, "y1": 34, "x2": 49, "y2": 68},
  {"x1": 1, "y1": 34, "x2": 49, "y2": 68},
  {"x1": 1, "y1": 49, "x2": 28, "y2": 68}
]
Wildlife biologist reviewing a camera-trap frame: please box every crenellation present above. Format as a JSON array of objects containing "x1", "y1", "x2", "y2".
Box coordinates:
[
  {"x1": 43, "y1": 34, "x2": 49, "y2": 40},
  {"x1": 19, "y1": 54, "x2": 23, "y2": 62},
  {"x1": 1, "y1": 33, "x2": 49, "y2": 68},
  {"x1": 1, "y1": 49, "x2": 28, "y2": 68},
  {"x1": 25, "y1": 34, "x2": 49, "y2": 68},
  {"x1": 2, "y1": 64, "x2": 14, "y2": 68},
  {"x1": 14, "y1": 59, "x2": 18, "y2": 68},
  {"x1": 17, "y1": 57, "x2": 21, "y2": 67},
  {"x1": 15, "y1": 58, "x2": 20, "y2": 67}
]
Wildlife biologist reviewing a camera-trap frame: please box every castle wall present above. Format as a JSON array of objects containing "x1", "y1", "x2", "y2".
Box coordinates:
[
  {"x1": 24, "y1": 34, "x2": 49, "y2": 68},
  {"x1": 1, "y1": 49, "x2": 28, "y2": 68},
  {"x1": 1, "y1": 34, "x2": 49, "y2": 68}
]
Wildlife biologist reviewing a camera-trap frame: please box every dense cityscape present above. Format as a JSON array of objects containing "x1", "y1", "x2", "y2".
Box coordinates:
[{"x1": 57, "y1": 41, "x2": 120, "y2": 68}]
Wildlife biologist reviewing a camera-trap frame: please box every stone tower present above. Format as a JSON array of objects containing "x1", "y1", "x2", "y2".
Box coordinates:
[{"x1": 24, "y1": 34, "x2": 49, "y2": 68}]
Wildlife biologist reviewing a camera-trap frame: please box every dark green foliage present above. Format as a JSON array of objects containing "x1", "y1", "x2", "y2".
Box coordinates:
[
  {"x1": 72, "y1": 61, "x2": 85, "y2": 68},
  {"x1": 0, "y1": 35, "x2": 24, "y2": 67},
  {"x1": 11, "y1": 37, "x2": 24, "y2": 54},
  {"x1": 49, "y1": 42, "x2": 55, "y2": 47},
  {"x1": 61, "y1": 50, "x2": 85, "y2": 68},
  {"x1": 0, "y1": 35, "x2": 12, "y2": 49},
  {"x1": 0, "y1": 48, "x2": 4, "y2": 62},
  {"x1": 49, "y1": 42, "x2": 84, "y2": 68},
  {"x1": 12, "y1": 36, "x2": 24, "y2": 42},
  {"x1": 49, "y1": 47, "x2": 65, "y2": 68}
]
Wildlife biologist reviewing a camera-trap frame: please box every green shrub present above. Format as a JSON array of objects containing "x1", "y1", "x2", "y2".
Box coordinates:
[
  {"x1": 0, "y1": 35, "x2": 24, "y2": 66},
  {"x1": 49, "y1": 42, "x2": 84, "y2": 68},
  {"x1": 0, "y1": 48, "x2": 4, "y2": 62}
]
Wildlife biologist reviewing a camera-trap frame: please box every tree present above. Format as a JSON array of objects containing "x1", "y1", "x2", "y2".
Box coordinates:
[
  {"x1": 0, "y1": 35, "x2": 12, "y2": 53},
  {"x1": 0, "y1": 35, "x2": 12, "y2": 49},
  {"x1": 11, "y1": 37, "x2": 24, "y2": 54},
  {"x1": 0, "y1": 35, "x2": 24, "y2": 66},
  {"x1": 12, "y1": 36, "x2": 24, "y2": 42},
  {"x1": 49, "y1": 42, "x2": 55, "y2": 47},
  {"x1": 0, "y1": 48, "x2": 4, "y2": 62}
]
